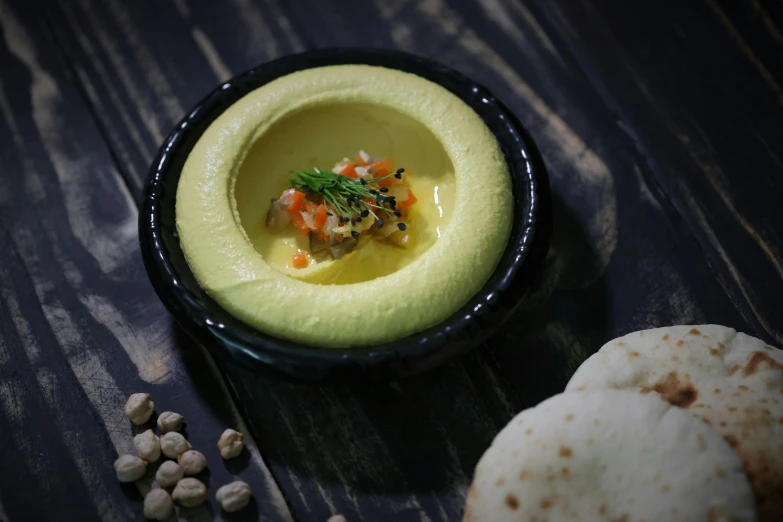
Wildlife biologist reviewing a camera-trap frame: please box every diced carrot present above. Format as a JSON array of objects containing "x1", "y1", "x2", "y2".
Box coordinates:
[
  {"x1": 304, "y1": 200, "x2": 318, "y2": 213},
  {"x1": 376, "y1": 176, "x2": 395, "y2": 188},
  {"x1": 292, "y1": 251, "x2": 308, "y2": 268},
  {"x1": 288, "y1": 190, "x2": 306, "y2": 212},
  {"x1": 355, "y1": 154, "x2": 367, "y2": 166},
  {"x1": 399, "y1": 189, "x2": 418, "y2": 209},
  {"x1": 340, "y1": 162, "x2": 358, "y2": 179},
  {"x1": 313, "y1": 204, "x2": 328, "y2": 228},
  {"x1": 288, "y1": 208, "x2": 311, "y2": 236}
]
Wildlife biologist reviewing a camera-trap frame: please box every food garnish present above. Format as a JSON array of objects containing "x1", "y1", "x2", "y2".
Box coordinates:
[{"x1": 265, "y1": 151, "x2": 418, "y2": 268}]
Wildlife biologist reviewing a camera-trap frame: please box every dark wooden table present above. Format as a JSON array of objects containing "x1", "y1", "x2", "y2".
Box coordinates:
[{"x1": 0, "y1": 0, "x2": 780, "y2": 520}]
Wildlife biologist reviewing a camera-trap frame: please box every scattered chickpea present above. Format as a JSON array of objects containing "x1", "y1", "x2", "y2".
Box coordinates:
[
  {"x1": 171, "y1": 478, "x2": 207, "y2": 507},
  {"x1": 114, "y1": 454, "x2": 147, "y2": 483},
  {"x1": 178, "y1": 450, "x2": 207, "y2": 475},
  {"x1": 143, "y1": 489, "x2": 173, "y2": 521},
  {"x1": 133, "y1": 429, "x2": 161, "y2": 462},
  {"x1": 217, "y1": 429, "x2": 244, "y2": 459},
  {"x1": 156, "y1": 411, "x2": 184, "y2": 434},
  {"x1": 160, "y1": 431, "x2": 191, "y2": 459},
  {"x1": 155, "y1": 460, "x2": 184, "y2": 488},
  {"x1": 215, "y1": 481, "x2": 252, "y2": 512},
  {"x1": 327, "y1": 516, "x2": 348, "y2": 522},
  {"x1": 124, "y1": 393, "x2": 154, "y2": 425}
]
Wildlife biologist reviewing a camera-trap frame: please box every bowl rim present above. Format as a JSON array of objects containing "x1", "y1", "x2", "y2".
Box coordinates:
[{"x1": 139, "y1": 48, "x2": 552, "y2": 381}]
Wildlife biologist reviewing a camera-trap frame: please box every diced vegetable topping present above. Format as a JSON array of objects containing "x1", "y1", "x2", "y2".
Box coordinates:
[{"x1": 265, "y1": 151, "x2": 418, "y2": 260}]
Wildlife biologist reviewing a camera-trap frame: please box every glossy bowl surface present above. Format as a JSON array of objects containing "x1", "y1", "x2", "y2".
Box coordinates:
[{"x1": 139, "y1": 48, "x2": 552, "y2": 382}]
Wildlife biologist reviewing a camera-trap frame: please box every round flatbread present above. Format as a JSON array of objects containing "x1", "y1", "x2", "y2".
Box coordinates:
[
  {"x1": 566, "y1": 325, "x2": 783, "y2": 521},
  {"x1": 463, "y1": 389, "x2": 755, "y2": 522}
]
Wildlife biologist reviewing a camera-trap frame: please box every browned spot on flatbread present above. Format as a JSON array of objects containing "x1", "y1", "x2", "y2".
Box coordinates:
[
  {"x1": 610, "y1": 515, "x2": 629, "y2": 522},
  {"x1": 676, "y1": 340, "x2": 685, "y2": 346},
  {"x1": 738, "y1": 385, "x2": 749, "y2": 391},
  {"x1": 728, "y1": 406, "x2": 737, "y2": 412},
  {"x1": 714, "y1": 388, "x2": 721, "y2": 394},
  {"x1": 561, "y1": 467, "x2": 571, "y2": 479},
  {"x1": 640, "y1": 372, "x2": 698, "y2": 407},
  {"x1": 715, "y1": 467, "x2": 726, "y2": 477},
  {"x1": 764, "y1": 345, "x2": 774, "y2": 351},
  {"x1": 505, "y1": 493, "x2": 519, "y2": 510},
  {"x1": 662, "y1": 483, "x2": 670, "y2": 492},
  {"x1": 593, "y1": 419, "x2": 600, "y2": 426},
  {"x1": 519, "y1": 469, "x2": 531, "y2": 480},
  {"x1": 708, "y1": 347, "x2": 720, "y2": 356},
  {"x1": 662, "y1": 334, "x2": 670, "y2": 340},
  {"x1": 495, "y1": 477, "x2": 506, "y2": 487},
  {"x1": 688, "y1": 328, "x2": 701, "y2": 335},
  {"x1": 720, "y1": 421, "x2": 727, "y2": 427},
  {"x1": 725, "y1": 434, "x2": 740, "y2": 447},
  {"x1": 525, "y1": 428, "x2": 533, "y2": 436},
  {"x1": 743, "y1": 351, "x2": 783, "y2": 376},
  {"x1": 728, "y1": 364, "x2": 741, "y2": 376},
  {"x1": 540, "y1": 498, "x2": 551, "y2": 509},
  {"x1": 565, "y1": 414, "x2": 574, "y2": 422},
  {"x1": 616, "y1": 341, "x2": 626, "y2": 346},
  {"x1": 599, "y1": 505, "x2": 607, "y2": 515},
  {"x1": 628, "y1": 351, "x2": 640, "y2": 357},
  {"x1": 559, "y1": 445, "x2": 573, "y2": 458}
]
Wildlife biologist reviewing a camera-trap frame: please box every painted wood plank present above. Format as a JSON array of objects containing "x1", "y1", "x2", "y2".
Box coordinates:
[
  {"x1": 0, "y1": 1, "x2": 292, "y2": 520},
  {"x1": 532, "y1": 0, "x2": 783, "y2": 344}
]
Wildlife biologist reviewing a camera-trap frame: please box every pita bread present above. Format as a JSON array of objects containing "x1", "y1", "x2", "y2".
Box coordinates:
[
  {"x1": 566, "y1": 325, "x2": 783, "y2": 521},
  {"x1": 463, "y1": 390, "x2": 755, "y2": 522}
]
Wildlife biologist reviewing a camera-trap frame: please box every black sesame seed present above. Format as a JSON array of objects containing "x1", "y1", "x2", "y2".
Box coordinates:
[
  {"x1": 380, "y1": 187, "x2": 389, "y2": 193},
  {"x1": 326, "y1": 212, "x2": 333, "y2": 216},
  {"x1": 394, "y1": 210, "x2": 402, "y2": 217},
  {"x1": 397, "y1": 223, "x2": 407, "y2": 231},
  {"x1": 369, "y1": 189, "x2": 378, "y2": 196},
  {"x1": 356, "y1": 217, "x2": 362, "y2": 223},
  {"x1": 389, "y1": 200, "x2": 397, "y2": 209},
  {"x1": 377, "y1": 220, "x2": 384, "y2": 228},
  {"x1": 351, "y1": 231, "x2": 360, "y2": 238},
  {"x1": 360, "y1": 178, "x2": 367, "y2": 185},
  {"x1": 360, "y1": 210, "x2": 370, "y2": 217},
  {"x1": 394, "y1": 168, "x2": 404, "y2": 179},
  {"x1": 318, "y1": 184, "x2": 325, "y2": 193},
  {"x1": 350, "y1": 218, "x2": 356, "y2": 225}
]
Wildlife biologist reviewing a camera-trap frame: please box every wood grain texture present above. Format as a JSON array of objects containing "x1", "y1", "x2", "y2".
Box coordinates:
[
  {"x1": 0, "y1": 1, "x2": 291, "y2": 520},
  {"x1": 533, "y1": 0, "x2": 783, "y2": 345},
  {"x1": 1, "y1": 0, "x2": 781, "y2": 521}
]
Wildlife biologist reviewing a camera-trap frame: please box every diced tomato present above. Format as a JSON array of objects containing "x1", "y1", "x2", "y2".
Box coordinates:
[
  {"x1": 340, "y1": 162, "x2": 358, "y2": 179},
  {"x1": 292, "y1": 251, "x2": 308, "y2": 268},
  {"x1": 313, "y1": 204, "x2": 328, "y2": 228},
  {"x1": 399, "y1": 189, "x2": 418, "y2": 210},
  {"x1": 368, "y1": 157, "x2": 392, "y2": 174},
  {"x1": 304, "y1": 200, "x2": 318, "y2": 213},
  {"x1": 287, "y1": 190, "x2": 306, "y2": 212},
  {"x1": 288, "y1": 209, "x2": 311, "y2": 236},
  {"x1": 355, "y1": 154, "x2": 367, "y2": 166}
]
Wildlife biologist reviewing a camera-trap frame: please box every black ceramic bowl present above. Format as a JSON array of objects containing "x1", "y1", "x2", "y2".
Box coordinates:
[{"x1": 139, "y1": 48, "x2": 551, "y2": 383}]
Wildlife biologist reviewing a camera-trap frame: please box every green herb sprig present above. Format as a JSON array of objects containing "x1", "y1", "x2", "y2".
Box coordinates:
[{"x1": 289, "y1": 167, "x2": 405, "y2": 228}]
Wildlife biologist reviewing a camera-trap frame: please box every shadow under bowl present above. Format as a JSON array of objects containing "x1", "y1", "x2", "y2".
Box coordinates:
[{"x1": 139, "y1": 48, "x2": 552, "y2": 383}]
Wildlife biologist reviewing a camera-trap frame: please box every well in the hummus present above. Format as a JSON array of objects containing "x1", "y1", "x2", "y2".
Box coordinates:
[{"x1": 265, "y1": 150, "x2": 418, "y2": 270}]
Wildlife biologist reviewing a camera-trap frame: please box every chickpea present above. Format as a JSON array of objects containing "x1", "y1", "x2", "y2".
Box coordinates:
[
  {"x1": 133, "y1": 429, "x2": 161, "y2": 462},
  {"x1": 155, "y1": 460, "x2": 184, "y2": 488},
  {"x1": 114, "y1": 454, "x2": 147, "y2": 483},
  {"x1": 327, "y1": 516, "x2": 348, "y2": 522},
  {"x1": 215, "y1": 481, "x2": 252, "y2": 512},
  {"x1": 217, "y1": 429, "x2": 244, "y2": 459},
  {"x1": 178, "y1": 450, "x2": 207, "y2": 475},
  {"x1": 156, "y1": 411, "x2": 184, "y2": 434},
  {"x1": 171, "y1": 477, "x2": 207, "y2": 507},
  {"x1": 160, "y1": 431, "x2": 191, "y2": 459},
  {"x1": 143, "y1": 489, "x2": 173, "y2": 521},
  {"x1": 124, "y1": 393, "x2": 154, "y2": 425}
]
